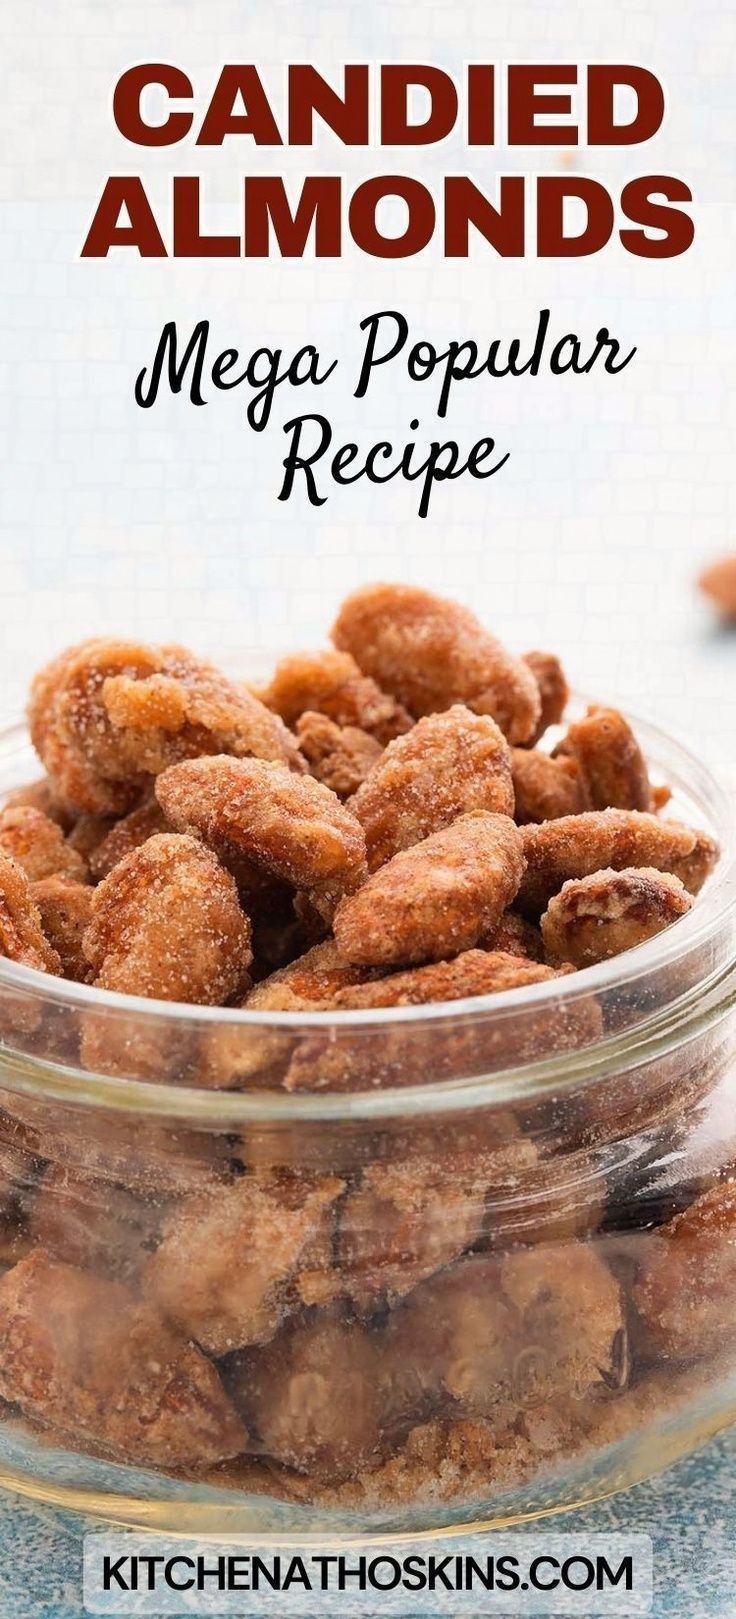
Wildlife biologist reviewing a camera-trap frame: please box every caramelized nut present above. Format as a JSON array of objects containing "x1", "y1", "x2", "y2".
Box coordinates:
[
  {"x1": 699, "y1": 556, "x2": 736, "y2": 619},
  {"x1": 0, "y1": 806, "x2": 88, "y2": 883},
  {"x1": 264, "y1": 648, "x2": 412, "y2": 743},
  {"x1": 144, "y1": 1172, "x2": 343, "y2": 1354},
  {"x1": 0, "y1": 853, "x2": 61, "y2": 980},
  {"x1": 230, "y1": 1309, "x2": 384, "y2": 1481},
  {"x1": 0, "y1": 1252, "x2": 246, "y2": 1468},
  {"x1": 296, "y1": 712, "x2": 383, "y2": 798},
  {"x1": 349, "y1": 706, "x2": 514, "y2": 870},
  {"x1": 334, "y1": 812, "x2": 524, "y2": 968},
  {"x1": 31, "y1": 876, "x2": 94, "y2": 982},
  {"x1": 89, "y1": 799, "x2": 172, "y2": 880},
  {"x1": 157, "y1": 755, "x2": 367, "y2": 922},
  {"x1": 634, "y1": 1178, "x2": 736, "y2": 1360},
  {"x1": 555, "y1": 707, "x2": 653, "y2": 812},
  {"x1": 518, "y1": 810, "x2": 718, "y2": 919},
  {"x1": 523, "y1": 650, "x2": 570, "y2": 742},
  {"x1": 511, "y1": 749, "x2": 587, "y2": 824},
  {"x1": 83, "y1": 833, "x2": 251, "y2": 1005},
  {"x1": 332, "y1": 583, "x2": 541, "y2": 743},
  {"x1": 28, "y1": 638, "x2": 302, "y2": 814},
  {"x1": 542, "y1": 867, "x2": 693, "y2": 968}
]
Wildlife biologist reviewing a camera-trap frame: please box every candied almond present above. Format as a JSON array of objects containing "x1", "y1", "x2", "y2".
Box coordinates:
[
  {"x1": 349, "y1": 706, "x2": 514, "y2": 871},
  {"x1": 156, "y1": 755, "x2": 367, "y2": 921},
  {"x1": 331, "y1": 949, "x2": 555, "y2": 1010},
  {"x1": 89, "y1": 799, "x2": 171, "y2": 880},
  {"x1": 386, "y1": 1243, "x2": 623, "y2": 1421},
  {"x1": 332, "y1": 583, "x2": 541, "y2": 744},
  {"x1": 541, "y1": 867, "x2": 693, "y2": 969},
  {"x1": 0, "y1": 853, "x2": 61, "y2": 979},
  {"x1": 83, "y1": 833, "x2": 251, "y2": 1005},
  {"x1": 333, "y1": 811, "x2": 524, "y2": 968},
  {"x1": 80, "y1": 834, "x2": 251, "y2": 1081},
  {"x1": 479, "y1": 910, "x2": 544, "y2": 960},
  {"x1": 518, "y1": 810, "x2": 718, "y2": 918},
  {"x1": 263, "y1": 648, "x2": 412, "y2": 742},
  {"x1": 0, "y1": 1085, "x2": 229, "y2": 1199},
  {"x1": 254, "y1": 939, "x2": 375, "y2": 1006},
  {"x1": 31, "y1": 876, "x2": 94, "y2": 982},
  {"x1": 28, "y1": 638, "x2": 302, "y2": 815},
  {"x1": 32, "y1": 1165, "x2": 168, "y2": 1283},
  {"x1": 199, "y1": 940, "x2": 377, "y2": 1090},
  {"x1": 633, "y1": 1177, "x2": 736, "y2": 1360},
  {"x1": 143, "y1": 1172, "x2": 344, "y2": 1355},
  {"x1": 511, "y1": 748, "x2": 588, "y2": 824},
  {"x1": 0, "y1": 1251, "x2": 246, "y2": 1468},
  {"x1": 339, "y1": 1153, "x2": 507, "y2": 1315},
  {"x1": 284, "y1": 952, "x2": 601, "y2": 1093},
  {"x1": 699, "y1": 555, "x2": 736, "y2": 619},
  {"x1": 296, "y1": 712, "x2": 383, "y2": 798},
  {"x1": 3, "y1": 778, "x2": 74, "y2": 832},
  {"x1": 0, "y1": 805, "x2": 87, "y2": 884},
  {"x1": 499, "y1": 1242, "x2": 625, "y2": 1403},
  {"x1": 230, "y1": 1309, "x2": 384, "y2": 1481},
  {"x1": 555, "y1": 706, "x2": 653, "y2": 812},
  {"x1": 384, "y1": 1257, "x2": 516, "y2": 1424},
  {"x1": 523, "y1": 650, "x2": 570, "y2": 742}
]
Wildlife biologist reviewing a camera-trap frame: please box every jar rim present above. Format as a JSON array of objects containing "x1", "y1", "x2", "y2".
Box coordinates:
[{"x1": 1, "y1": 700, "x2": 735, "y2": 1121}]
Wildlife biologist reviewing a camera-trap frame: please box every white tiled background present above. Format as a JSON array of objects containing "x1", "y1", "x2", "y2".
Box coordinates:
[{"x1": 1, "y1": 0, "x2": 734, "y2": 770}]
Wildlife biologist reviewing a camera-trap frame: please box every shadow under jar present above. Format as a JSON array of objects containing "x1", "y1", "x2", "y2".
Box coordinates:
[{"x1": 0, "y1": 710, "x2": 733, "y2": 1537}]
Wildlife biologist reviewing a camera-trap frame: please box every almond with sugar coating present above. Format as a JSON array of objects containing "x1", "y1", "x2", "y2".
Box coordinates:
[
  {"x1": 480, "y1": 910, "x2": 544, "y2": 960},
  {"x1": 80, "y1": 834, "x2": 251, "y2": 1080},
  {"x1": 699, "y1": 556, "x2": 736, "y2": 619},
  {"x1": 385, "y1": 1242, "x2": 623, "y2": 1423},
  {"x1": 338, "y1": 1140, "x2": 534, "y2": 1315},
  {"x1": 263, "y1": 648, "x2": 412, "y2": 742},
  {"x1": 511, "y1": 749, "x2": 588, "y2": 824},
  {"x1": 230, "y1": 1309, "x2": 384, "y2": 1481},
  {"x1": 32, "y1": 1165, "x2": 168, "y2": 1283},
  {"x1": 296, "y1": 712, "x2": 383, "y2": 798},
  {"x1": 518, "y1": 810, "x2": 718, "y2": 918},
  {"x1": 634, "y1": 1178, "x2": 736, "y2": 1360},
  {"x1": 0, "y1": 853, "x2": 61, "y2": 994},
  {"x1": 523, "y1": 650, "x2": 570, "y2": 742},
  {"x1": 0, "y1": 1251, "x2": 246, "y2": 1468},
  {"x1": 89, "y1": 799, "x2": 172, "y2": 880},
  {"x1": 28, "y1": 638, "x2": 303, "y2": 815},
  {"x1": 0, "y1": 806, "x2": 87, "y2": 883},
  {"x1": 3, "y1": 777, "x2": 74, "y2": 832},
  {"x1": 555, "y1": 706, "x2": 653, "y2": 811},
  {"x1": 83, "y1": 833, "x2": 251, "y2": 1005},
  {"x1": 144, "y1": 1172, "x2": 344, "y2": 1355},
  {"x1": 199, "y1": 940, "x2": 377, "y2": 1090},
  {"x1": 0, "y1": 1086, "x2": 230, "y2": 1199},
  {"x1": 333, "y1": 812, "x2": 524, "y2": 968},
  {"x1": 156, "y1": 755, "x2": 367, "y2": 921},
  {"x1": 349, "y1": 706, "x2": 514, "y2": 871},
  {"x1": 542, "y1": 867, "x2": 693, "y2": 968},
  {"x1": 31, "y1": 876, "x2": 94, "y2": 982},
  {"x1": 332, "y1": 583, "x2": 541, "y2": 744},
  {"x1": 331, "y1": 949, "x2": 556, "y2": 1011},
  {"x1": 283, "y1": 952, "x2": 601, "y2": 1093}
]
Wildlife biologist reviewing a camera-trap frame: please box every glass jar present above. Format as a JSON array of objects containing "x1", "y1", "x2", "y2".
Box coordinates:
[{"x1": 0, "y1": 706, "x2": 733, "y2": 1538}]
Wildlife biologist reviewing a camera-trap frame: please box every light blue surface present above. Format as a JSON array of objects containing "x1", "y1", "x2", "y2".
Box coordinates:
[{"x1": 0, "y1": 1431, "x2": 733, "y2": 1619}]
